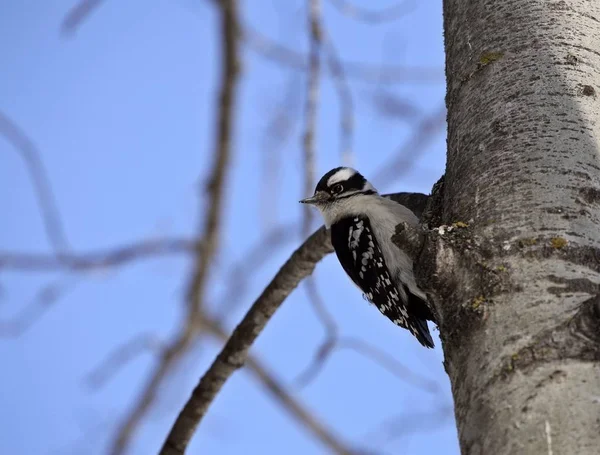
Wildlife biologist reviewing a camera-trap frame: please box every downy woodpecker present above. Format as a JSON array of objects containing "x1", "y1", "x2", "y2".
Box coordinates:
[{"x1": 300, "y1": 167, "x2": 435, "y2": 347}]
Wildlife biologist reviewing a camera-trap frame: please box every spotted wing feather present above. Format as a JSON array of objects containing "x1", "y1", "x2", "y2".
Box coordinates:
[{"x1": 330, "y1": 215, "x2": 434, "y2": 348}]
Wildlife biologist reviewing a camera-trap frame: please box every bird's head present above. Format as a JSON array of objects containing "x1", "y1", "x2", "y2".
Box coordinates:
[{"x1": 300, "y1": 167, "x2": 378, "y2": 223}]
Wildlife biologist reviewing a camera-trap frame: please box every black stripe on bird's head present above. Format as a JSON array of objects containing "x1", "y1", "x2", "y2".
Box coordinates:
[{"x1": 300, "y1": 167, "x2": 377, "y2": 206}]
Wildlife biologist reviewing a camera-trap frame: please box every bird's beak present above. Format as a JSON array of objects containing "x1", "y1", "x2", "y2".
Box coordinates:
[{"x1": 299, "y1": 191, "x2": 328, "y2": 205}]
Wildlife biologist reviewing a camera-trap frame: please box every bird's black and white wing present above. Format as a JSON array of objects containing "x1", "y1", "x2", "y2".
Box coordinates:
[{"x1": 330, "y1": 215, "x2": 434, "y2": 348}]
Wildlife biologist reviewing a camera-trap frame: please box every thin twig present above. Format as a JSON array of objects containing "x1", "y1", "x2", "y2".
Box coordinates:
[
  {"x1": 246, "y1": 352, "x2": 357, "y2": 455},
  {"x1": 0, "y1": 277, "x2": 78, "y2": 337},
  {"x1": 203, "y1": 318, "x2": 359, "y2": 455},
  {"x1": 185, "y1": 0, "x2": 240, "y2": 320},
  {"x1": 0, "y1": 238, "x2": 201, "y2": 272},
  {"x1": 260, "y1": 74, "x2": 303, "y2": 231},
  {"x1": 294, "y1": 335, "x2": 440, "y2": 394},
  {"x1": 321, "y1": 28, "x2": 354, "y2": 165},
  {"x1": 0, "y1": 111, "x2": 69, "y2": 254},
  {"x1": 371, "y1": 90, "x2": 421, "y2": 122},
  {"x1": 110, "y1": 331, "x2": 195, "y2": 455},
  {"x1": 305, "y1": 277, "x2": 338, "y2": 336},
  {"x1": 217, "y1": 222, "x2": 297, "y2": 317},
  {"x1": 336, "y1": 337, "x2": 440, "y2": 394},
  {"x1": 243, "y1": 25, "x2": 444, "y2": 84},
  {"x1": 59, "y1": 1, "x2": 438, "y2": 86},
  {"x1": 293, "y1": 335, "x2": 337, "y2": 387},
  {"x1": 301, "y1": 0, "x2": 322, "y2": 238},
  {"x1": 159, "y1": 226, "x2": 332, "y2": 454},
  {"x1": 299, "y1": 0, "x2": 333, "y2": 343},
  {"x1": 85, "y1": 333, "x2": 164, "y2": 390},
  {"x1": 298, "y1": 276, "x2": 339, "y2": 385},
  {"x1": 60, "y1": 0, "x2": 104, "y2": 35},
  {"x1": 365, "y1": 405, "x2": 454, "y2": 445},
  {"x1": 326, "y1": 0, "x2": 416, "y2": 24},
  {"x1": 373, "y1": 104, "x2": 447, "y2": 188}
]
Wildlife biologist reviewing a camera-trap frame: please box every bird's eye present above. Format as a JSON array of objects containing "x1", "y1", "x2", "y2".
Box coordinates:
[{"x1": 332, "y1": 184, "x2": 344, "y2": 194}]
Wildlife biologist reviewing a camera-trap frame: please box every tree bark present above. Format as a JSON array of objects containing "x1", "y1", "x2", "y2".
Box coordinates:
[{"x1": 429, "y1": 1, "x2": 600, "y2": 453}]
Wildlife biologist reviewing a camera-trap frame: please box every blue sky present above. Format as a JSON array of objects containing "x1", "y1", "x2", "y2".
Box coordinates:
[{"x1": 0, "y1": 1, "x2": 457, "y2": 454}]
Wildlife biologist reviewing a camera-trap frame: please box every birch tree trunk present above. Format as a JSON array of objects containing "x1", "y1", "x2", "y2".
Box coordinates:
[{"x1": 433, "y1": 1, "x2": 600, "y2": 453}]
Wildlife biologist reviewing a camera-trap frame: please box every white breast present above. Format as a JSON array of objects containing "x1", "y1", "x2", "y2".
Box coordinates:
[{"x1": 322, "y1": 194, "x2": 427, "y2": 301}]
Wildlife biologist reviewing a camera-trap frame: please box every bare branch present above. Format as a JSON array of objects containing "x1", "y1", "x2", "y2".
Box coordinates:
[
  {"x1": 245, "y1": 351, "x2": 357, "y2": 455},
  {"x1": 185, "y1": 0, "x2": 241, "y2": 320},
  {"x1": 371, "y1": 90, "x2": 421, "y2": 121},
  {"x1": 243, "y1": 25, "x2": 444, "y2": 84},
  {"x1": 321, "y1": 29, "x2": 354, "y2": 164},
  {"x1": 305, "y1": 277, "x2": 338, "y2": 336},
  {"x1": 0, "y1": 277, "x2": 77, "y2": 337},
  {"x1": 203, "y1": 318, "x2": 359, "y2": 455},
  {"x1": 373, "y1": 104, "x2": 447, "y2": 187},
  {"x1": 335, "y1": 337, "x2": 441, "y2": 394},
  {"x1": 159, "y1": 226, "x2": 332, "y2": 454},
  {"x1": 326, "y1": 0, "x2": 416, "y2": 24},
  {"x1": 0, "y1": 111, "x2": 69, "y2": 253},
  {"x1": 260, "y1": 74, "x2": 302, "y2": 230},
  {"x1": 60, "y1": 0, "x2": 104, "y2": 35},
  {"x1": 301, "y1": 0, "x2": 322, "y2": 237},
  {"x1": 296, "y1": 277, "x2": 339, "y2": 386},
  {"x1": 294, "y1": 336, "x2": 337, "y2": 387},
  {"x1": 294, "y1": 334, "x2": 440, "y2": 395},
  {"x1": 110, "y1": 331, "x2": 195, "y2": 455},
  {"x1": 85, "y1": 333, "x2": 164, "y2": 390},
  {"x1": 59, "y1": 2, "x2": 441, "y2": 85},
  {"x1": 365, "y1": 405, "x2": 454, "y2": 445},
  {"x1": 218, "y1": 222, "x2": 297, "y2": 316},
  {"x1": 0, "y1": 238, "x2": 200, "y2": 272},
  {"x1": 298, "y1": 1, "x2": 342, "y2": 352}
]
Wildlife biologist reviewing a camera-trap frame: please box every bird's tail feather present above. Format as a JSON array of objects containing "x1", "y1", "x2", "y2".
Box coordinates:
[
  {"x1": 413, "y1": 317, "x2": 434, "y2": 348},
  {"x1": 404, "y1": 285, "x2": 435, "y2": 348}
]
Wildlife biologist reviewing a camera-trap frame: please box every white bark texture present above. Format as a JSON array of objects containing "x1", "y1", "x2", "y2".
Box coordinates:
[{"x1": 435, "y1": 0, "x2": 600, "y2": 453}]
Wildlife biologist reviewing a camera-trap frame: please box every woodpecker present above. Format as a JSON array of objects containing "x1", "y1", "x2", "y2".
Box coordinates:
[{"x1": 300, "y1": 167, "x2": 435, "y2": 347}]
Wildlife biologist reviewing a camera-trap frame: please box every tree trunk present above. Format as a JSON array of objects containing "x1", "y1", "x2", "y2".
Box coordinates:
[{"x1": 437, "y1": 0, "x2": 600, "y2": 453}]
